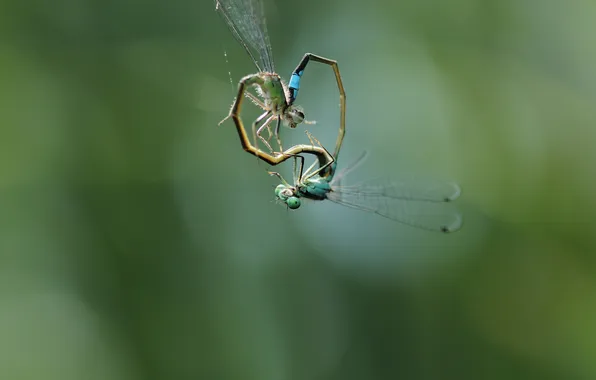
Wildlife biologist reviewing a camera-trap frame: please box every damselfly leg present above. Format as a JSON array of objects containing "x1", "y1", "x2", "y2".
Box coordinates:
[
  {"x1": 230, "y1": 88, "x2": 333, "y2": 169},
  {"x1": 267, "y1": 130, "x2": 335, "y2": 185}
]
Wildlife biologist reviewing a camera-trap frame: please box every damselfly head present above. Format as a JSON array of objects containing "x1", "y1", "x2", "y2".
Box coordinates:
[
  {"x1": 286, "y1": 106, "x2": 305, "y2": 128},
  {"x1": 274, "y1": 184, "x2": 301, "y2": 209},
  {"x1": 275, "y1": 184, "x2": 287, "y2": 199},
  {"x1": 275, "y1": 184, "x2": 293, "y2": 200}
]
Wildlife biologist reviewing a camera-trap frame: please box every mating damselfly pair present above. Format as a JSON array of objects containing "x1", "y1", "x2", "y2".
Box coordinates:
[{"x1": 214, "y1": 0, "x2": 463, "y2": 233}]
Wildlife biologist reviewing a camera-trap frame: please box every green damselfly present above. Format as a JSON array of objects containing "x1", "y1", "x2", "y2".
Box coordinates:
[
  {"x1": 269, "y1": 133, "x2": 463, "y2": 233},
  {"x1": 215, "y1": 0, "x2": 346, "y2": 156}
]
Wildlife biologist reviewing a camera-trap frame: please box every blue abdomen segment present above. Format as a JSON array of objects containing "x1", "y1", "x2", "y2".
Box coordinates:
[
  {"x1": 289, "y1": 54, "x2": 312, "y2": 104},
  {"x1": 288, "y1": 70, "x2": 303, "y2": 103}
]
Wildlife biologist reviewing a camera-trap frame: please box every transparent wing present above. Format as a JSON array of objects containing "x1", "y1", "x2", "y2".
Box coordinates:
[
  {"x1": 326, "y1": 180, "x2": 463, "y2": 233},
  {"x1": 332, "y1": 151, "x2": 369, "y2": 185},
  {"x1": 215, "y1": 0, "x2": 275, "y2": 73}
]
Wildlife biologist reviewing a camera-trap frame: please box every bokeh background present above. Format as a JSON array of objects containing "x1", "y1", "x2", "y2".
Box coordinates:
[{"x1": 2, "y1": 0, "x2": 596, "y2": 378}]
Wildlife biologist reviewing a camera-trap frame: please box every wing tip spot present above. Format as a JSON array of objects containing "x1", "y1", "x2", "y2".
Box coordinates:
[
  {"x1": 440, "y1": 212, "x2": 463, "y2": 233},
  {"x1": 444, "y1": 182, "x2": 462, "y2": 202}
]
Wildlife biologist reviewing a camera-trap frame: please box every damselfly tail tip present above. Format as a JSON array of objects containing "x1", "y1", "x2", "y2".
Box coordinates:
[{"x1": 440, "y1": 212, "x2": 463, "y2": 233}]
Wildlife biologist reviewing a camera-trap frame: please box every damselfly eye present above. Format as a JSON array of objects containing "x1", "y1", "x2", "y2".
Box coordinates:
[
  {"x1": 277, "y1": 188, "x2": 293, "y2": 201},
  {"x1": 294, "y1": 110, "x2": 305, "y2": 123},
  {"x1": 275, "y1": 184, "x2": 286, "y2": 197},
  {"x1": 286, "y1": 196, "x2": 301, "y2": 209},
  {"x1": 288, "y1": 108, "x2": 305, "y2": 126}
]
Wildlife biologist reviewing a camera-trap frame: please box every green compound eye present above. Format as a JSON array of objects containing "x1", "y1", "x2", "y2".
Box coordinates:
[
  {"x1": 275, "y1": 184, "x2": 286, "y2": 197},
  {"x1": 286, "y1": 196, "x2": 301, "y2": 210}
]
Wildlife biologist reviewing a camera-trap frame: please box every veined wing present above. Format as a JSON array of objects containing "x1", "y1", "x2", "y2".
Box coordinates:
[
  {"x1": 326, "y1": 180, "x2": 463, "y2": 233},
  {"x1": 215, "y1": 0, "x2": 275, "y2": 73}
]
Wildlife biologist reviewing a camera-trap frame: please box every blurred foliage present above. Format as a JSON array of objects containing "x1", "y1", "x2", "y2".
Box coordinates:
[{"x1": 1, "y1": 0, "x2": 596, "y2": 379}]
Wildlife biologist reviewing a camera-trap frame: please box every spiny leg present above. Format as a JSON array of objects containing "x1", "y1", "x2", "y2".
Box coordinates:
[
  {"x1": 302, "y1": 157, "x2": 319, "y2": 180},
  {"x1": 273, "y1": 118, "x2": 284, "y2": 153},
  {"x1": 305, "y1": 130, "x2": 321, "y2": 147},
  {"x1": 220, "y1": 72, "x2": 266, "y2": 127},
  {"x1": 230, "y1": 73, "x2": 265, "y2": 120},
  {"x1": 231, "y1": 73, "x2": 288, "y2": 164},
  {"x1": 231, "y1": 77, "x2": 280, "y2": 164},
  {"x1": 299, "y1": 131, "x2": 320, "y2": 178},
  {"x1": 269, "y1": 152, "x2": 305, "y2": 188},
  {"x1": 252, "y1": 110, "x2": 275, "y2": 153},
  {"x1": 267, "y1": 170, "x2": 291, "y2": 187},
  {"x1": 230, "y1": 84, "x2": 331, "y2": 167},
  {"x1": 288, "y1": 53, "x2": 346, "y2": 159},
  {"x1": 228, "y1": 77, "x2": 335, "y2": 168},
  {"x1": 265, "y1": 117, "x2": 285, "y2": 154},
  {"x1": 235, "y1": 74, "x2": 269, "y2": 145},
  {"x1": 280, "y1": 142, "x2": 334, "y2": 173},
  {"x1": 292, "y1": 154, "x2": 306, "y2": 185},
  {"x1": 302, "y1": 131, "x2": 335, "y2": 181},
  {"x1": 243, "y1": 89, "x2": 277, "y2": 153},
  {"x1": 256, "y1": 114, "x2": 277, "y2": 152},
  {"x1": 245, "y1": 92, "x2": 267, "y2": 110},
  {"x1": 227, "y1": 74, "x2": 290, "y2": 156},
  {"x1": 218, "y1": 91, "x2": 268, "y2": 127},
  {"x1": 217, "y1": 105, "x2": 233, "y2": 126},
  {"x1": 267, "y1": 152, "x2": 306, "y2": 184}
]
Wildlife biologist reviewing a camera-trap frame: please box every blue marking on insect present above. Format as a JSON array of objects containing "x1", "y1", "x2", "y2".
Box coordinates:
[
  {"x1": 289, "y1": 70, "x2": 305, "y2": 102},
  {"x1": 289, "y1": 71, "x2": 302, "y2": 90}
]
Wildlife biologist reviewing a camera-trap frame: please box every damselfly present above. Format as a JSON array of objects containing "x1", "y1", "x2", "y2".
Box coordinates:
[
  {"x1": 215, "y1": 0, "x2": 346, "y2": 157},
  {"x1": 269, "y1": 133, "x2": 463, "y2": 233}
]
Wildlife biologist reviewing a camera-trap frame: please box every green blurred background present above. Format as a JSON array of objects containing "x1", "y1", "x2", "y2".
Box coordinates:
[{"x1": 1, "y1": 0, "x2": 596, "y2": 378}]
